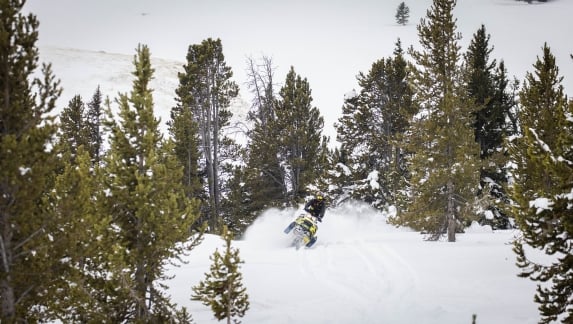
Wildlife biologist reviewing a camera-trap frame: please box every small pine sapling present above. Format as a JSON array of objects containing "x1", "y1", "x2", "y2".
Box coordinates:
[{"x1": 192, "y1": 226, "x2": 249, "y2": 323}]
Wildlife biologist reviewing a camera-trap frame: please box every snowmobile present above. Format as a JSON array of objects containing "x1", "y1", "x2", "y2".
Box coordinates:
[{"x1": 283, "y1": 213, "x2": 318, "y2": 249}]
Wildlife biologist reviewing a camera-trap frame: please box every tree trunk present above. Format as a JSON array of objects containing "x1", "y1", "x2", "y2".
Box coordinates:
[
  {"x1": 212, "y1": 82, "x2": 221, "y2": 231},
  {"x1": 134, "y1": 218, "x2": 149, "y2": 321},
  {"x1": 226, "y1": 280, "x2": 232, "y2": 324},
  {"x1": 0, "y1": 277, "x2": 15, "y2": 320},
  {"x1": 447, "y1": 215, "x2": 456, "y2": 242},
  {"x1": 447, "y1": 179, "x2": 456, "y2": 242},
  {"x1": 0, "y1": 222, "x2": 15, "y2": 320},
  {"x1": 134, "y1": 260, "x2": 148, "y2": 321}
]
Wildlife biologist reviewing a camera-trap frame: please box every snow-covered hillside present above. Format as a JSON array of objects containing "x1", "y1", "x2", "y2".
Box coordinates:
[
  {"x1": 166, "y1": 202, "x2": 540, "y2": 324},
  {"x1": 38, "y1": 47, "x2": 250, "y2": 143}
]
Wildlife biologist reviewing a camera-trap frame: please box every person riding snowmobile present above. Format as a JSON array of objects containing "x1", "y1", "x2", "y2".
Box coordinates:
[
  {"x1": 304, "y1": 194, "x2": 326, "y2": 222},
  {"x1": 284, "y1": 213, "x2": 319, "y2": 248},
  {"x1": 283, "y1": 194, "x2": 326, "y2": 248}
]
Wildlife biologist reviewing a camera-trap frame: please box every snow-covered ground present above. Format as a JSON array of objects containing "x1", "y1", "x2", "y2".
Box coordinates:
[{"x1": 166, "y1": 202, "x2": 540, "y2": 324}]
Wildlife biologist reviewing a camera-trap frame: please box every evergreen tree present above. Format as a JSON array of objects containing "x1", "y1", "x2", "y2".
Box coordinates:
[
  {"x1": 58, "y1": 95, "x2": 90, "y2": 158},
  {"x1": 172, "y1": 38, "x2": 239, "y2": 232},
  {"x1": 58, "y1": 87, "x2": 106, "y2": 165},
  {"x1": 274, "y1": 67, "x2": 325, "y2": 203},
  {"x1": 465, "y1": 25, "x2": 497, "y2": 156},
  {"x1": 335, "y1": 40, "x2": 414, "y2": 209},
  {"x1": 86, "y1": 85, "x2": 104, "y2": 164},
  {"x1": 43, "y1": 147, "x2": 122, "y2": 321},
  {"x1": 464, "y1": 25, "x2": 516, "y2": 229},
  {"x1": 222, "y1": 166, "x2": 253, "y2": 235},
  {"x1": 168, "y1": 100, "x2": 204, "y2": 214},
  {"x1": 398, "y1": 0, "x2": 481, "y2": 241},
  {"x1": 243, "y1": 118, "x2": 285, "y2": 208},
  {"x1": 333, "y1": 90, "x2": 364, "y2": 199},
  {"x1": 192, "y1": 226, "x2": 249, "y2": 324},
  {"x1": 505, "y1": 44, "x2": 572, "y2": 323},
  {"x1": 322, "y1": 146, "x2": 354, "y2": 205},
  {"x1": 103, "y1": 44, "x2": 202, "y2": 321},
  {"x1": 395, "y1": 2, "x2": 410, "y2": 26},
  {"x1": 0, "y1": 0, "x2": 62, "y2": 320}
]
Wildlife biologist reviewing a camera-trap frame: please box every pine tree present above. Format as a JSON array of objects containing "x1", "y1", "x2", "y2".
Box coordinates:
[
  {"x1": 465, "y1": 25, "x2": 497, "y2": 156},
  {"x1": 464, "y1": 25, "x2": 516, "y2": 229},
  {"x1": 321, "y1": 147, "x2": 354, "y2": 204},
  {"x1": 398, "y1": 0, "x2": 481, "y2": 241},
  {"x1": 192, "y1": 226, "x2": 249, "y2": 324},
  {"x1": 335, "y1": 40, "x2": 414, "y2": 209},
  {"x1": 43, "y1": 147, "x2": 122, "y2": 321},
  {"x1": 58, "y1": 87, "x2": 106, "y2": 165},
  {"x1": 86, "y1": 85, "x2": 104, "y2": 164},
  {"x1": 274, "y1": 67, "x2": 326, "y2": 202},
  {"x1": 222, "y1": 166, "x2": 253, "y2": 235},
  {"x1": 0, "y1": 0, "x2": 62, "y2": 320},
  {"x1": 58, "y1": 95, "x2": 90, "y2": 158},
  {"x1": 103, "y1": 44, "x2": 202, "y2": 322},
  {"x1": 334, "y1": 90, "x2": 366, "y2": 200},
  {"x1": 244, "y1": 118, "x2": 286, "y2": 207},
  {"x1": 172, "y1": 38, "x2": 239, "y2": 232},
  {"x1": 395, "y1": 2, "x2": 410, "y2": 26},
  {"x1": 168, "y1": 100, "x2": 204, "y2": 210},
  {"x1": 505, "y1": 44, "x2": 572, "y2": 323}
]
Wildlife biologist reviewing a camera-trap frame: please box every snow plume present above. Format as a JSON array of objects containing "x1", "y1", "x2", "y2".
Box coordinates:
[
  {"x1": 241, "y1": 207, "x2": 297, "y2": 248},
  {"x1": 241, "y1": 200, "x2": 401, "y2": 248}
]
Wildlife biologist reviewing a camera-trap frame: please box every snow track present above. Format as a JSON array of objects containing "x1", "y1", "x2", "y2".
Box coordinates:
[{"x1": 236, "y1": 203, "x2": 423, "y2": 324}]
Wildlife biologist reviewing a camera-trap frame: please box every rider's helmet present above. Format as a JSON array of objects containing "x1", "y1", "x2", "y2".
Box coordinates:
[{"x1": 316, "y1": 193, "x2": 324, "y2": 201}]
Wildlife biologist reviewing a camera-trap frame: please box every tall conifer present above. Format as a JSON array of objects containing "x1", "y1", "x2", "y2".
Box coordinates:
[
  {"x1": 58, "y1": 95, "x2": 90, "y2": 157},
  {"x1": 274, "y1": 67, "x2": 325, "y2": 202},
  {"x1": 168, "y1": 102, "x2": 203, "y2": 210},
  {"x1": 58, "y1": 87, "x2": 106, "y2": 165},
  {"x1": 399, "y1": 0, "x2": 481, "y2": 241},
  {"x1": 395, "y1": 2, "x2": 410, "y2": 26},
  {"x1": 103, "y1": 44, "x2": 201, "y2": 321},
  {"x1": 172, "y1": 38, "x2": 239, "y2": 232},
  {"x1": 0, "y1": 0, "x2": 62, "y2": 320},
  {"x1": 506, "y1": 44, "x2": 573, "y2": 323},
  {"x1": 335, "y1": 40, "x2": 414, "y2": 209},
  {"x1": 464, "y1": 25, "x2": 516, "y2": 228},
  {"x1": 86, "y1": 86, "x2": 104, "y2": 164}
]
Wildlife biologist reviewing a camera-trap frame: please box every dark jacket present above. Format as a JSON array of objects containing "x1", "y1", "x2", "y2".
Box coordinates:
[{"x1": 304, "y1": 198, "x2": 326, "y2": 221}]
